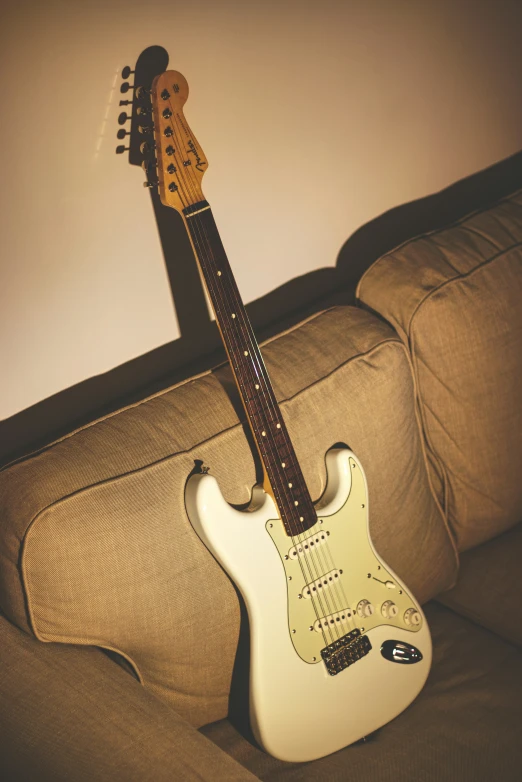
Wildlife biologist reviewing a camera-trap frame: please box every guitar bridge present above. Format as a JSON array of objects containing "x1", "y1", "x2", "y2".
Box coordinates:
[{"x1": 321, "y1": 628, "x2": 372, "y2": 676}]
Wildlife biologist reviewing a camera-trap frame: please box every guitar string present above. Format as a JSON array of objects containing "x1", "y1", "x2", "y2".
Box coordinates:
[
  {"x1": 162, "y1": 100, "x2": 354, "y2": 646},
  {"x1": 184, "y1": 200, "x2": 341, "y2": 646},
  {"x1": 189, "y1": 220, "x2": 348, "y2": 647},
  {"x1": 164, "y1": 105, "x2": 355, "y2": 646},
  {"x1": 165, "y1": 105, "x2": 359, "y2": 646},
  {"x1": 158, "y1": 108, "x2": 339, "y2": 649}
]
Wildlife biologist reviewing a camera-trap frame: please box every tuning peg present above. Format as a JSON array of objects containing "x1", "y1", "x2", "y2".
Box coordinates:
[
  {"x1": 136, "y1": 86, "x2": 151, "y2": 99},
  {"x1": 137, "y1": 106, "x2": 151, "y2": 116},
  {"x1": 138, "y1": 125, "x2": 153, "y2": 135},
  {"x1": 118, "y1": 112, "x2": 130, "y2": 125},
  {"x1": 117, "y1": 129, "x2": 130, "y2": 140},
  {"x1": 119, "y1": 99, "x2": 133, "y2": 107},
  {"x1": 116, "y1": 145, "x2": 129, "y2": 155},
  {"x1": 143, "y1": 179, "x2": 158, "y2": 189},
  {"x1": 120, "y1": 82, "x2": 134, "y2": 94},
  {"x1": 121, "y1": 66, "x2": 135, "y2": 80},
  {"x1": 140, "y1": 141, "x2": 156, "y2": 154},
  {"x1": 141, "y1": 159, "x2": 156, "y2": 173}
]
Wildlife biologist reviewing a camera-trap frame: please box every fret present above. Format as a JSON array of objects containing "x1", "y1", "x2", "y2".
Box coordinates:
[{"x1": 184, "y1": 205, "x2": 317, "y2": 537}]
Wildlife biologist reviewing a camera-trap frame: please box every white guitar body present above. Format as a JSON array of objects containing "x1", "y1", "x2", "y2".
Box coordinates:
[{"x1": 186, "y1": 447, "x2": 432, "y2": 763}]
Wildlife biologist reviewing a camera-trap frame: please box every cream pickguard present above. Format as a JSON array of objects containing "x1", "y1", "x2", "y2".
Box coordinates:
[{"x1": 186, "y1": 448, "x2": 432, "y2": 762}]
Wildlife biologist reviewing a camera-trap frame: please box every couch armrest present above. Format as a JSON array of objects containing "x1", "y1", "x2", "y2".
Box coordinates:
[{"x1": 0, "y1": 613, "x2": 258, "y2": 782}]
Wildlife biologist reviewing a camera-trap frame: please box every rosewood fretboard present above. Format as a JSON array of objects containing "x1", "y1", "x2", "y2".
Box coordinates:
[{"x1": 183, "y1": 200, "x2": 317, "y2": 537}]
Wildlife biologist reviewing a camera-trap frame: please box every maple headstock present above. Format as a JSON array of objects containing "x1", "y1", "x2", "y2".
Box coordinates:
[{"x1": 150, "y1": 70, "x2": 208, "y2": 214}]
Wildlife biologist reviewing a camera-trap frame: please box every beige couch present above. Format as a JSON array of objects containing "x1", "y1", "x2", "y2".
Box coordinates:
[{"x1": 1, "y1": 191, "x2": 521, "y2": 781}]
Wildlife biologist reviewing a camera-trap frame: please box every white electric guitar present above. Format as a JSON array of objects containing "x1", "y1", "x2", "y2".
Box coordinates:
[{"x1": 145, "y1": 70, "x2": 431, "y2": 763}]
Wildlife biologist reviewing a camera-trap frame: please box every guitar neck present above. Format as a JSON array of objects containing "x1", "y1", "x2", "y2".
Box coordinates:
[{"x1": 183, "y1": 200, "x2": 317, "y2": 537}]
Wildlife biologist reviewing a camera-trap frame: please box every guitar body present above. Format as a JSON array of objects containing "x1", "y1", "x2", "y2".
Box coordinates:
[{"x1": 186, "y1": 448, "x2": 432, "y2": 762}]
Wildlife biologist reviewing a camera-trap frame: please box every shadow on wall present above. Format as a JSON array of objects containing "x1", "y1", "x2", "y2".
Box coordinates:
[{"x1": 1, "y1": 44, "x2": 522, "y2": 466}]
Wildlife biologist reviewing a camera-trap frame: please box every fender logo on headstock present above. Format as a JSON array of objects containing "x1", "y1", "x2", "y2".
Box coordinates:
[{"x1": 188, "y1": 139, "x2": 207, "y2": 172}]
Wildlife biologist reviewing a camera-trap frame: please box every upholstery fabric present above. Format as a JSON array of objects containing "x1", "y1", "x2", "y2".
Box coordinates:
[
  {"x1": 201, "y1": 602, "x2": 522, "y2": 781},
  {"x1": 438, "y1": 520, "x2": 522, "y2": 647},
  {"x1": 0, "y1": 306, "x2": 457, "y2": 728},
  {"x1": 357, "y1": 190, "x2": 522, "y2": 551},
  {"x1": 0, "y1": 612, "x2": 258, "y2": 782}
]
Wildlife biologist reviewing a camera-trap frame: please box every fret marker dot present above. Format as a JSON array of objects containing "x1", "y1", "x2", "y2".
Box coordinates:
[
  {"x1": 288, "y1": 482, "x2": 293, "y2": 488},
  {"x1": 231, "y1": 313, "x2": 236, "y2": 318},
  {"x1": 282, "y1": 462, "x2": 286, "y2": 468},
  {"x1": 294, "y1": 501, "x2": 299, "y2": 506},
  {"x1": 261, "y1": 431, "x2": 266, "y2": 437},
  {"x1": 217, "y1": 271, "x2": 222, "y2": 276},
  {"x1": 255, "y1": 384, "x2": 260, "y2": 389},
  {"x1": 276, "y1": 423, "x2": 281, "y2": 429},
  {"x1": 300, "y1": 516, "x2": 304, "y2": 522},
  {"x1": 244, "y1": 351, "x2": 249, "y2": 356}
]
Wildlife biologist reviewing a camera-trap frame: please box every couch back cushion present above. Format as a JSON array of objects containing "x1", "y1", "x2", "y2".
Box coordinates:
[
  {"x1": 0, "y1": 306, "x2": 457, "y2": 728},
  {"x1": 357, "y1": 190, "x2": 522, "y2": 552}
]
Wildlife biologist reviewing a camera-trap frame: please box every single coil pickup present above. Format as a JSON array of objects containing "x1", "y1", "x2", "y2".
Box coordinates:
[
  {"x1": 313, "y1": 608, "x2": 354, "y2": 633},
  {"x1": 321, "y1": 629, "x2": 372, "y2": 676},
  {"x1": 288, "y1": 529, "x2": 329, "y2": 560},
  {"x1": 301, "y1": 569, "x2": 340, "y2": 599}
]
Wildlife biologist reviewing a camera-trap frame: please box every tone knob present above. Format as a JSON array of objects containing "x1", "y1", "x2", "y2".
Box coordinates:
[
  {"x1": 357, "y1": 599, "x2": 374, "y2": 618},
  {"x1": 381, "y1": 600, "x2": 398, "y2": 619},
  {"x1": 404, "y1": 608, "x2": 421, "y2": 627}
]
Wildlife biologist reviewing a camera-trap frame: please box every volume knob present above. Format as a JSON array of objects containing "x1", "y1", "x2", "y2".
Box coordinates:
[
  {"x1": 381, "y1": 600, "x2": 398, "y2": 619},
  {"x1": 404, "y1": 608, "x2": 422, "y2": 627},
  {"x1": 357, "y1": 599, "x2": 374, "y2": 618}
]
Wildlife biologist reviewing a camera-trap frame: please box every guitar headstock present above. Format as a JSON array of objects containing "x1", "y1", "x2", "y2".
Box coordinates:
[{"x1": 150, "y1": 71, "x2": 208, "y2": 214}]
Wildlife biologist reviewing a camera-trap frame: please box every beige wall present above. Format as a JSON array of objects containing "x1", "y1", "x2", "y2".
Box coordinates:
[{"x1": 2, "y1": 0, "x2": 521, "y2": 420}]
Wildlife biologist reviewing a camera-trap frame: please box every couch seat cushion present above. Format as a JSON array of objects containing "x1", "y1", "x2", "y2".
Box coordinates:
[
  {"x1": 357, "y1": 190, "x2": 522, "y2": 551},
  {"x1": 0, "y1": 612, "x2": 257, "y2": 782},
  {"x1": 0, "y1": 306, "x2": 456, "y2": 728},
  {"x1": 438, "y1": 521, "x2": 522, "y2": 647},
  {"x1": 201, "y1": 602, "x2": 522, "y2": 781}
]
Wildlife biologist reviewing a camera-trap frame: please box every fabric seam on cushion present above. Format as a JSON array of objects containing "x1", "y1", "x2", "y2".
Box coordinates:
[
  {"x1": 0, "y1": 366, "x2": 214, "y2": 472},
  {"x1": 0, "y1": 309, "x2": 336, "y2": 474},
  {"x1": 20, "y1": 336, "x2": 406, "y2": 636},
  {"x1": 405, "y1": 242, "x2": 522, "y2": 336},
  {"x1": 434, "y1": 596, "x2": 521, "y2": 649},
  {"x1": 399, "y1": 345, "x2": 459, "y2": 582},
  {"x1": 356, "y1": 188, "x2": 522, "y2": 299}
]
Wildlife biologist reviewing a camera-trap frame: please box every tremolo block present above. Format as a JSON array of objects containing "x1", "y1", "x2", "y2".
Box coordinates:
[{"x1": 321, "y1": 628, "x2": 372, "y2": 676}]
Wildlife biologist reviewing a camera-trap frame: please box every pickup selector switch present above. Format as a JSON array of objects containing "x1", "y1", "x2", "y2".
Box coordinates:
[
  {"x1": 404, "y1": 608, "x2": 422, "y2": 627},
  {"x1": 381, "y1": 600, "x2": 398, "y2": 619},
  {"x1": 356, "y1": 599, "x2": 374, "y2": 618}
]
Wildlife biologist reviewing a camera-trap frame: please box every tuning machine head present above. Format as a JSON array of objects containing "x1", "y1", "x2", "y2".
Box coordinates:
[
  {"x1": 136, "y1": 85, "x2": 151, "y2": 99},
  {"x1": 140, "y1": 140, "x2": 156, "y2": 155}
]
